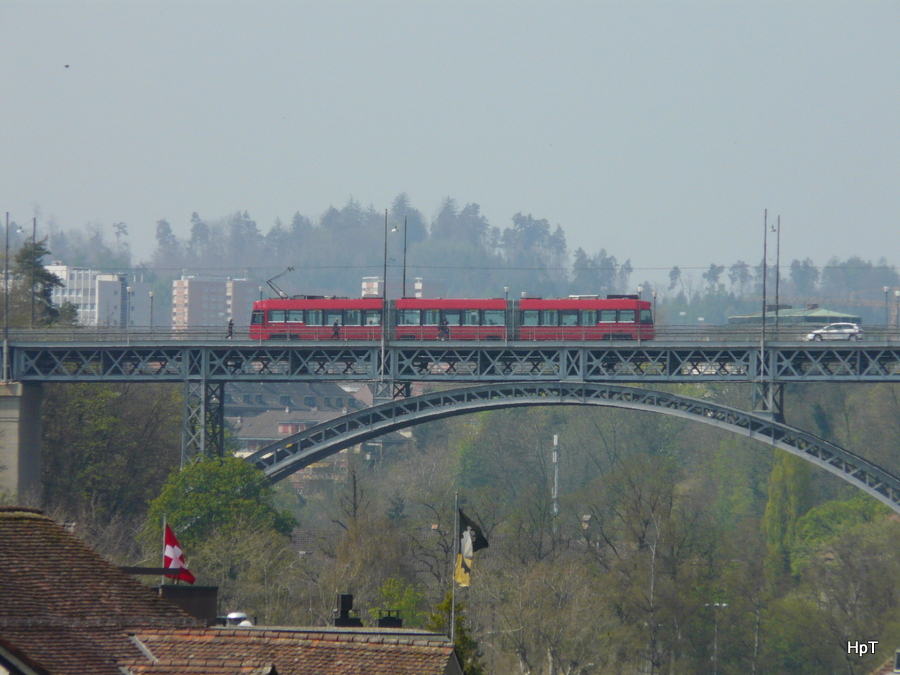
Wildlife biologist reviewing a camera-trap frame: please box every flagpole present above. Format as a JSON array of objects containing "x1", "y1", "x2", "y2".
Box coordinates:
[
  {"x1": 161, "y1": 514, "x2": 166, "y2": 588},
  {"x1": 451, "y1": 492, "x2": 458, "y2": 643}
]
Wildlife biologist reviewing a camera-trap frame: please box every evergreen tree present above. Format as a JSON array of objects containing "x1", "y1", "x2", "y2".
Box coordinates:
[{"x1": 12, "y1": 237, "x2": 64, "y2": 326}]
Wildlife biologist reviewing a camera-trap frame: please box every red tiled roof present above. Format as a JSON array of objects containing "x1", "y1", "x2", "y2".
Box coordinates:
[
  {"x1": 120, "y1": 627, "x2": 460, "y2": 675},
  {"x1": 0, "y1": 508, "x2": 200, "y2": 675},
  {"x1": 0, "y1": 508, "x2": 461, "y2": 675}
]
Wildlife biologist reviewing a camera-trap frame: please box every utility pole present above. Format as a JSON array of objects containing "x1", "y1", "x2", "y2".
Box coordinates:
[{"x1": 552, "y1": 434, "x2": 559, "y2": 533}]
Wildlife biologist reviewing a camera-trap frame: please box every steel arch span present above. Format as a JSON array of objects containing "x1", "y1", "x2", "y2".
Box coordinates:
[{"x1": 246, "y1": 382, "x2": 900, "y2": 513}]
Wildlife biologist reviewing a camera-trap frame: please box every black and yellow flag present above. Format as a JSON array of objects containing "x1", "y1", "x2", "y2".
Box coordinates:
[{"x1": 454, "y1": 509, "x2": 488, "y2": 587}]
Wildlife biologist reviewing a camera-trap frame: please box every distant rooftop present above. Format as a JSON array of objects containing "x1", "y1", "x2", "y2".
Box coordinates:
[{"x1": 728, "y1": 304, "x2": 862, "y2": 325}]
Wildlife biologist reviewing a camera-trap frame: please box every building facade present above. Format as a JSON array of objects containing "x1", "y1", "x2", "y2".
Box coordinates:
[
  {"x1": 171, "y1": 276, "x2": 257, "y2": 329},
  {"x1": 46, "y1": 264, "x2": 151, "y2": 327}
]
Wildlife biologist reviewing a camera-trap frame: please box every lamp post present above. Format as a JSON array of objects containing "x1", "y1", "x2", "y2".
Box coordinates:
[
  {"x1": 149, "y1": 291, "x2": 155, "y2": 334},
  {"x1": 402, "y1": 216, "x2": 408, "y2": 298},
  {"x1": 3, "y1": 213, "x2": 9, "y2": 383},
  {"x1": 381, "y1": 209, "x2": 389, "y2": 381},
  {"x1": 258, "y1": 285, "x2": 264, "y2": 302},
  {"x1": 895, "y1": 290, "x2": 899, "y2": 329},
  {"x1": 637, "y1": 284, "x2": 643, "y2": 300},
  {"x1": 706, "y1": 602, "x2": 728, "y2": 675},
  {"x1": 29, "y1": 217, "x2": 36, "y2": 328},
  {"x1": 3, "y1": 215, "x2": 23, "y2": 382},
  {"x1": 885, "y1": 286, "x2": 890, "y2": 326},
  {"x1": 125, "y1": 286, "x2": 132, "y2": 338}
]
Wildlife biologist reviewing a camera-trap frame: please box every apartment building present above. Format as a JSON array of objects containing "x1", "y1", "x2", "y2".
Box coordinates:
[{"x1": 171, "y1": 275, "x2": 258, "y2": 329}]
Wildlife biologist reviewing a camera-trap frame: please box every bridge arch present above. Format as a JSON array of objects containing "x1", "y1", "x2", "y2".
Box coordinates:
[{"x1": 247, "y1": 382, "x2": 900, "y2": 513}]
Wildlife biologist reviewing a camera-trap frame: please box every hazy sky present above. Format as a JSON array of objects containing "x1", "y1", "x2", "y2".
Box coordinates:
[{"x1": 2, "y1": 1, "x2": 899, "y2": 283}]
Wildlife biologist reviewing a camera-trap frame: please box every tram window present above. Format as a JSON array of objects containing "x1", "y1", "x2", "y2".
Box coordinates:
[
  {"x1": 559, "y1": 310, "x2": 578, "y2": 326},
  {"x1": 541, "y1": 310, "x2": 558, "y2": 326},
  {"x1": 251, "y1": 310, "x2": 263, "y2": 325},
  {"x1": 523, "y1": 310, "x2": 539, "y2": 326},
  {"x1": 345, "y1": 309, "x2": 361, "y2": 325},
  {"x1": 307, "y1": 309, "x2": 323, "y2": 326},
  {"x1": 268, "y1": 309, "x2": 286, "y2": 323},
  {"x1": 640, "y1": 309, "x2": 653, "y2": 324},
  {"x1": 325, "y1": 311, "x2": 342, "y2": 326},
  {"x1": 619, "y1": 310, "x2": 636, "y2": 323},
  {"x1": 599, "y1": 310, "x2": 616, "y2": 323},
  {"x1": 444, "y1": 310, "x2": 462, "y2": 325},
  {"x1": 365, "y1": 310, "x2": 381, "y2": 326},
  {"x1": 286, "y1": 310, "x2": 304, "y2": 322},
  {"x1": 399, "y1": 310, "x2": 421, "y2": 325},
  {"x1": 423, "y1": 309, "x2": 441, "y2": 325},
  {"x1": 581, "y1": 310, "x2": 596, "y2": 325},
  {"x1": 484, "y1": 310, "x2": 505, "y2": 326},
  {"x1": 463, "y1": 309, "x2": 480, "y2": 325}
]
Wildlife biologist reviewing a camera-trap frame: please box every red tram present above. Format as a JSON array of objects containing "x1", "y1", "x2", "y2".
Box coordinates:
[{"x1": 249, "y1": 294, "x2": 653, "y2": 342}]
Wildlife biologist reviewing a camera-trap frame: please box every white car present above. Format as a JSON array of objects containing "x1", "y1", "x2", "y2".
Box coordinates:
[{"x1": 804, "y1": 323, "x2": 863, "y2": 341}]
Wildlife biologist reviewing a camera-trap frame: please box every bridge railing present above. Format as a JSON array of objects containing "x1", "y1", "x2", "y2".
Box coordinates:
[{"x1": 8, "y1": 324, "x2": 900, "y2": 344}]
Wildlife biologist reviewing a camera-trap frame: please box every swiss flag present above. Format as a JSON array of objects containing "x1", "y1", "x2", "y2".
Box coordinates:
[{"x1": 163, "y1": 524, "x2": 196, "y2": 585}]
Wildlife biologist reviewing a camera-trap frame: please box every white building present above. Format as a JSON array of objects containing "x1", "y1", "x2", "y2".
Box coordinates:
[{"x1": 45, "y1": 264, "x2": 151, "y2": 327}]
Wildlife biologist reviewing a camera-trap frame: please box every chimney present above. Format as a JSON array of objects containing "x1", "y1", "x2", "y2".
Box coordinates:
[
  {"x1": 333, "y1": 593, "x2": 363, "y2": 627},
  {"x1": 158, "y1": 585, "x2": 219, "y2": 626},
  {"x1": 376, "y1": 609, "x2": 403, "y2": 628}
]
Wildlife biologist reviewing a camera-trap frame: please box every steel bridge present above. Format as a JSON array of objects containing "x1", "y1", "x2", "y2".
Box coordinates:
[
  {"x1": 246, "y1": 382, "x2": 900, "y2": 514},
  {"x1": 3, "y1": 330, "x2": 900, "y2": 502}
]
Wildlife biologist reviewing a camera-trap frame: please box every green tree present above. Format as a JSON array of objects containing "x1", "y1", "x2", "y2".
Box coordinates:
[
  {"x1": 761, "y1": 450, "x2": 813, "y2": 587},
  {"x1": 426, "y1": 591, "x2": 486, "y2": 675},
  {"x1": 12, "y1": 237, "x2": 64, "y2": 325},
  {"x1": 146, "y1": 455, "x2": 297, "y2": 551},
  {"x1": 373, "y1": 577, "x2": 429, "y2": 629}
]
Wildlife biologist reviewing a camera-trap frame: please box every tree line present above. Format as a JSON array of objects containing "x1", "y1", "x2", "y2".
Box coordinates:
[{"x1": 22, "y1": 194, "x2": 898, "y2": 328}]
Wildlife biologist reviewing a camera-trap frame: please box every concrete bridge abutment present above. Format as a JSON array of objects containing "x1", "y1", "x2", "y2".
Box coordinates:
[{"x1": 0, "y1": 383, "x2": 43, "y2": 504}]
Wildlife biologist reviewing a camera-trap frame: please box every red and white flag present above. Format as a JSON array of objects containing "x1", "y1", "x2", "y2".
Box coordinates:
[{"x1": 163, "y1": 524, "x2": 196, "y2": 585}]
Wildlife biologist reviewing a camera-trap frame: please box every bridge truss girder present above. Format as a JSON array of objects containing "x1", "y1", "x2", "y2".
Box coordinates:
[
  {"x1": 12, "y1": 342, "x2": 900, "y2": 383},
  {"x1": 247, "y1": 382, "x2": 900, "y2": 514}
]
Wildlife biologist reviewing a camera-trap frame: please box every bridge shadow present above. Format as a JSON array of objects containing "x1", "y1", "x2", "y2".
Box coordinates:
[{"x1": 246, "y1": 382, "x2": 900, "y2": 513}]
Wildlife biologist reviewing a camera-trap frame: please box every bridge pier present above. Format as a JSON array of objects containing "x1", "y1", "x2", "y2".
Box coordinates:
[
  {"x1": 182, "y1": 380, "x2": 225, "y2": 464},
  {"x1": 0, "y1": 382, "x2": 43, "y2": 503}
]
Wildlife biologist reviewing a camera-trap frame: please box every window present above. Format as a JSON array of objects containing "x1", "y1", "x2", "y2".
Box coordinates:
[
  {"x1": 541, "y1": 310, "x2": 558, "y2": 326},
  {"x1": 560, "y1": 310, "x2": 578, "y2": 326},
  {"x1": 324, "y1": 397, "x2": 331, "y2": 407},
  {"x1": 423, "y1": 309, "x2": 440, "y2": 325},
  {"x1": 325, "y1": 311, "x2": 342, "y2": 326},
  {"x1": 444, "y1": 310, "x2": 461, "y2": 325},
  {"x1": 304, "y1": 396, "x2": 316, "y2": 407},
  {"x1": 336, "y1": 397, "x2": 343, "y2": 407},
  {"x1": 581, "y1": 310, "x2": 596, "y2": 325},
  {"x1": 484, "y1": 310, "x2": 505, "y2": 326},
  {"x1": 268, "y1": 309, "x2": 286, "y2": 323},
  {"x1": 523, "y1": 310, "x2": 539, "y2": 326},
  {"x1": 399, "y1": 310, "x2": 421, "y2": 325},
  {"x1": 307, "y1": 309, "x2": 323, "y2": 325},
  {"x1": 280, "y1": 396, "x2": 292, "y2": 406},
  {"x1": 640, "y1": 309, "x2": 653, "y2": 324},
  {"x1": 286, "y1": 309, "x2": 304, "y2": 322},
  {"x1": 345, "y1": 309, "x2": 361, "y2": 326},
  {"x1": 464, "y1": 309, "x2": 480, "y2": 325},
  {"x1": 619, "y1": 310, "x2": 636, "y2": 323},
  {"x1": 599, "y1": 310, "x2": 616, "y2": 323},
  {"x1": 365, "y1": 310, "x2": 382, "y2": 326},
  {"x1": 251, "y1": 311, "x2": 263, "y2": 325}
]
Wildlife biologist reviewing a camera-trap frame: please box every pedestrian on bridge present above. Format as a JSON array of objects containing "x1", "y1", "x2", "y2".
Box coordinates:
[
  {"x1": 226, "y1": 319, "x2": 234, "y2": 340},
  {"x1": 331, "y1": 318, "x2": 340, "y2": 340}
]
